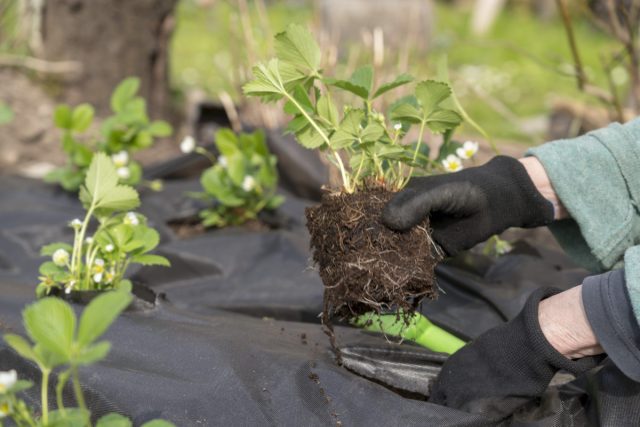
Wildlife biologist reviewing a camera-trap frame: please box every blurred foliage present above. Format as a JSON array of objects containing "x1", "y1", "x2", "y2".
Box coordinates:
[
  {"x1": 46, "y1": 77, "x2": 172, "y2": 191},
  {"x1": 171, "y1": 0, "x2": 620, "y2": 143}
]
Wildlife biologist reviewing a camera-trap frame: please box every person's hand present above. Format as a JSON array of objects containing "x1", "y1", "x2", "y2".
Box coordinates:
[
  {"x1": 381, "y1": 156, "x2": 556, "y2": 256},
  {"x1": 429, "y1": 287, "x2": 603, "y2": 421}
]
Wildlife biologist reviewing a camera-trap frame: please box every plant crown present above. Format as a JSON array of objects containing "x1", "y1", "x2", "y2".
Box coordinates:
[
  {"x1": 37, "y1": 153, "x2": 170, "y2": 297},
  {"x1": 244, "y1": 24, "x2": 464, "y2": 193},
  {"x1": 45, "y1": 77, "x2": 172, "y2": 192},
  {"x1": 190, "y1": 129, "x2": 284, "y2": 228}
]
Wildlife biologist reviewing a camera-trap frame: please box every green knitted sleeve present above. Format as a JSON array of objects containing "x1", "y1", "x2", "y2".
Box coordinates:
[{"x1": 527, "y1": 118, "x2": 640, "y2": 319}]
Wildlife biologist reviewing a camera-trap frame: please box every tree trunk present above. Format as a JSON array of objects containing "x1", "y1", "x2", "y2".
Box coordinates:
[{"x1": 40, "y1": 0, "x2": 178, "y2": 118}]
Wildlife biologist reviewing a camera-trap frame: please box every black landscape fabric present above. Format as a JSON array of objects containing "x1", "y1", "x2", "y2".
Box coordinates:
[{"x1": 0, "y1": 145, "x2": 639, "y2": 426}]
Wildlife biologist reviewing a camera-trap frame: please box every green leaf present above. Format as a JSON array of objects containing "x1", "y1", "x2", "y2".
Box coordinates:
[
  {"x1": 83, "y1": 153, "x2": 140, "y2": 211},
  {"x1": 226, "y1": 154, "x2": 245, "y2": 187},
  {"x1": 4, "y1": 334, "x2": 37, "y2": 362},
  {"x1": 73, "y1": 144, "x2": 94, "y2": 167},
  {"x1": 131, "y1": 225, "x2": 160, "y2": 253},
  {"x1": 141, "y1": 420, "x2": 176, "y2": 427},
  {"x1": 148, "y1": 120, "x2": 172, "y2": 137},
  {"x1": 117, "y1": 279, "x2": 133, "y2": 293},
  {"x1": 54, "y1": 105, "x2": 73, "y2": 130},
  {"x1": 131, "y1": 254, "x2": 171, "y2": 267},
  {"x1": 266, "y1": 194, "x2": 285, "y2": 210},
  {"x1": 243, "y1": 60, "x2": 290, "y2": 99},
  {"x1": 39, "y1": 261, "x2": 65, "y2": 276},
  {"x1": 390, "y1": 103, "x2": 422, "y2": 124},
  {"x1": 340, "y1": 109, "x2": 365, "y2": 135},
  {"x1": 317, "y1": 96, "x2": 339, "y2": 127},
  {"x1": 77, "y1": 291, "x2": 132, "y2": 346},
  {"x1": 285, "y1": 115, "x2": 309, "y2": 135},
  {"x1": 133, "y1": 131, "x2": 153, "y2": 149},
  {"x1": 97, "y1": 413, "x2": 133, "y2": 427},
  {"x1": 350, "y1": 66, "x2": 373, "y2": 97},
  {"x1": 274, "y1": 24, "x2": 320, "y2": 73},
  {"x1": 329, "y1": 129, "x2": 355, "y2": 149},
  {"x1": 373, "y1": 74, "x2": 414, "y2": 99},
  {"x1": 71, "y1": 104, "x2": 94, "y2": 132},
  {"x1": 76, "y1": 341, "x2": 111, "y2": 365},
  {"x1": 111, "y1": 77, "x2": 140, "y2": 113},
  {"x1": 296, "y1": 126, "x2": 326, "y2": 149},
  {"x1": 201, "y1": 168, "x2": 245, "y2": 206},
  {"x1": 425, "y1": 109, "x2": 462, "y2": 133},
  {"x1": 34, "y1": 344, "x2": 67, "y2": 369},
  {"x1": 325, "y1": 78, "x2": 369, "y2": 99},
  {"x1": 415, "y1": 80, "x2": 452, "y2": 115},
  {"x1": 40, "y1": 243, "x2": 73, "y2": 256},
  {"x1": 361, "y1": 122, "x2": 385, "y2": 142},
  {"x1": 215, "y1": 129, "x2": 240, "y2": 158},
  {"x1": 48, "y1": 408, "x2": 91, "y2": 427},
  {"x1": 23, "y1": 298, "x2": 75, "y2": 360},
  {"x1": 9, "y1": 379, "x2": 33, "y2": 394}
]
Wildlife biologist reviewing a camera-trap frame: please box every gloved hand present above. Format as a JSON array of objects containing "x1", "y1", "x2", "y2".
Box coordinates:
[
  {"x1": 381, "y1": 156, "x2": 554, "y2": 256},
  {"x1": 429, "y1": 287, "x2": 602, "y2": 421}
]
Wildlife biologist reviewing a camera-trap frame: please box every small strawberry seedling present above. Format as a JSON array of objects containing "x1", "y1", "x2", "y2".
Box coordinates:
[
  {"x1": 2, "y1": 291, "x2": 174, "y2": 426},
  {"x1": 183, "y1": 129, "x2": 284, "y2": 228},
  {"x1": 37, "y1": 153, "x2": 169, "y2": 297},
  {"x1": 45, "y1": 77, "x2": 172, "y2": 192}
]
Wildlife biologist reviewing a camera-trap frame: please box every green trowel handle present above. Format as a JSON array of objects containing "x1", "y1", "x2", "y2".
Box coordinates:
[{"x1": 355, "y1": 311, "x2": 467, "y2": 355}]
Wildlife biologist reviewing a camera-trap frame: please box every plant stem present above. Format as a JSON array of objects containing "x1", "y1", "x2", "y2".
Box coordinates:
[
  {"x1": 41, "y1": 369, "x2": 50, "y2": 425},
  {"x1": 283, "y1": 92, "x2": 352, "y2": 192},
  {"x1": 71, "y1": 366, "x2": 87, "y2": 414},
  {"x1": 72, "y1": 204, "x2": 95, "y2": 290},
  {"x1": 403, "y1": 120, "x2": 427, "y2": 188},
  {"x1": 195, "y1": 147, "x2": 218, "y2": 165}
]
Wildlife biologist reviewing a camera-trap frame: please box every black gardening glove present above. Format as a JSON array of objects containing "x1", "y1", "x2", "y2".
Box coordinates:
[
  {"x1": 429, "y1": 288, "x2": 602, "y2": 421},
  {"x1": 381, "y1": 156, "x2": 554, "y2": 256}
]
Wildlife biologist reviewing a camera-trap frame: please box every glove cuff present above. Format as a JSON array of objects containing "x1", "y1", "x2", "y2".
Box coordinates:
[
  {"x1": 523, "y1": 287, "x2": 602, "y2": 375},
  {"x1": 483, "y1": 156, "x2": 555, "y2": 229}
]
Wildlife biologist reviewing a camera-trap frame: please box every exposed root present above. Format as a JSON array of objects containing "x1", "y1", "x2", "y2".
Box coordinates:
[{"x1": 306, "y1": 188, "x2": 442, "y2": 356}]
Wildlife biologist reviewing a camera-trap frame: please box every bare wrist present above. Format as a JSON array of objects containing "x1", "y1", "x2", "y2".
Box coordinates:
[
  {"x1": 519, "y1": 157, "x2": 568, "y2": 220},
  {"x1": 538, "y1": 286, "x2": 603, "y2": 359}
]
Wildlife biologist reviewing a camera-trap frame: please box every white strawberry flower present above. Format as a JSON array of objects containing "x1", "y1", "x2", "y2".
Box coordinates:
[
  {"x1": 393, "y1": 123, "x2": 402, "y2": 131},
  {"x1": 111, "y1": 151, "x2": 129, "y2": 167},
  {"x1": 0, "y1": 370, "x2": 17, "y2": 394},
  {"x1": 124, "y1": 212, "x2": 139, "y2": 226},
  {"x1": 52, "y1": 249, "x2": 70, "y2": 267},
  {"x1": 442, "y1": 154, "x2": 463, "y2": 172},
  {"x1": 104, "y1": 269, "x2": 115, "y2": 284},
  {"x1": 117, "y1": 166, "x2": 131, "y2": 180},
  {"x1": 180, "y1": 136, "x2": 196, "y2": 154},
  {"x1": 242, "y1": 176, "x2": 256, "y2": 192},
  {"x1": 92, "y1": 258, "x2": 105, "y2": 283},
  {"x1": 85, "y1": 236, "x2": 94, "y2": 245},
  {"x1": 69, "y1": 219, "x2": 82, "y2": 229},
  {"x1": 218, "y1": 155, "x2": 228, "y2": 168},
  {"x1": 456, "y1": 141, "x2": 479, "y2": 160},
  {"x1": 105, "y1": 244, "x2": 115, "y2": 253}
]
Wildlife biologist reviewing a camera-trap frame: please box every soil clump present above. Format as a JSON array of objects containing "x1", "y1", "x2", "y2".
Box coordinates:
[{"x1": 305, "y1": 188, "x2": 441, "y2": 352}]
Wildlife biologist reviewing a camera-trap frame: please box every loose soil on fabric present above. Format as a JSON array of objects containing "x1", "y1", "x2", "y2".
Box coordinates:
[{"x1": 306, "y1": 188, "x2": 441, "y2": 352}]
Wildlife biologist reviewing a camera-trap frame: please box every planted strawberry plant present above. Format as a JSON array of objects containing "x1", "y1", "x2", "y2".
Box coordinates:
[
  {"x1": 45, "y1": 77, "x2": 172, "y2": 192},
  {"x1": 2, "y1": 291, "x2": 175, "y2": 426},
  {"x1": 182, "y1": 129, "x2": 284, "y2": 228},
  {"x1": 244, "y1": 25, "x2": 464, "y2": 335},
  {"x1": 37, "y1": 153, "x2": 169, "y2": 298}
]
